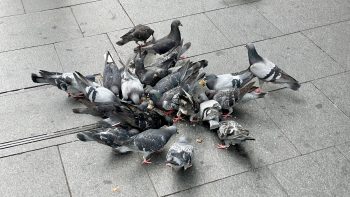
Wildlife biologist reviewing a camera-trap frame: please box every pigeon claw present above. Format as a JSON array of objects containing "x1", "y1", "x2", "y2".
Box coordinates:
[
  {"x1": 142, "y1": 158, "x2": 152, "y2": 165},
  {"x1": 217, "y1": 144, "x2": 229, "y2": 149},
  {"x1": 173, "y1": 116, "x2": 183, "y2": 123}
]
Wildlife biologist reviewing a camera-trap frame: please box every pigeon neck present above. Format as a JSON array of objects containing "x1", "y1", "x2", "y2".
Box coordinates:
[
  {"x1": 169, "y1": 25, "x2": 181, "y2": 42},
  {"x1": 248, "y1": 48, "x2": 263, "y2": 65}
]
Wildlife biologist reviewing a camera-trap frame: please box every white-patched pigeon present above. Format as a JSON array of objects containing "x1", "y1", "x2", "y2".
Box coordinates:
[
  {"x1": 121, "y1": 66, "x2": 144, "y2": 104},
  {"x1": 204, "y1": 69, "x2": 254, "y2": 91},
  {"x1": 73, "y1": 71, "x2": 119, "y2": 103}
]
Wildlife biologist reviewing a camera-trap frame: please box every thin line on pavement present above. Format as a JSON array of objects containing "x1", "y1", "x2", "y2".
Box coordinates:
[
  {"x1": 53, "y1": 44, "x2": 65, "y2": 72},
  {"x1": 117, "y1": 0, "x2": 135, "y2": 26},
  {"x1": 70, "y1": 7, "x2": 85, "y2": 37},
  {"x1": 19, "y1": 0, "x2": 26, "y2": 14},
  {"x1": 203, "y1": 13, "x2": 235, "y2": 46},
  {"x1": 57, "y1": 146, "x2": 73, "y2": 197}
]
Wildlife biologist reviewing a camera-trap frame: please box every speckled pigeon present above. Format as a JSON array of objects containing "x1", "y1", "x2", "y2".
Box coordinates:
[
  {"x1": 217, "y1": 120, "x2": 255, "y2": 149},
  {"x1": 166, "y1": 136, "x2": 194, "y2": 170}
]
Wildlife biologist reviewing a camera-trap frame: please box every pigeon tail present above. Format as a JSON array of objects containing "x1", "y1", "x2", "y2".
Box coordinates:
[
  {"x1": 76, "y1": 132, "x2": 94, "y2": 142},
  {"x1": 289, "y1": 82, "x2": 301, "y2": 91},
  {"x1": 31, "y1": 73, "x2": 47, "y2": 83},
  {"x1": 116, "y1": 39, "x2": 128, "y2": 46}
]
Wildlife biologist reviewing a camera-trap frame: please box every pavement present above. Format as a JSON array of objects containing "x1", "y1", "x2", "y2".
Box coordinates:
[{"x1": 0, "y1": 0, "x2": 350, "y2": 196}]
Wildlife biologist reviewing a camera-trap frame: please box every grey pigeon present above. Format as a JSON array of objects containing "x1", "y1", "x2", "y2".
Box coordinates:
[
  {"x1": 77, "y1": 127, "x2": 139, "y2": 153},
  {"x1": 166, "y1": 136, "x2": 194, "y2": 170},
  {"x1": 116, "y1": 24, "x2": 154, "y2": 46},
  {"x1": 115, "y1": 126, "x2": 178, "y2": 164},
  {"x1": 217, "y1": 120, "x2": 255, "y2": 149},
  {"x1": 246, "y1": 43, "x2": 301, "y2": 91},
  {"x1": 207, "y1": 82, "x2": 266, "y2": 118},
  {"x1": 103, "y1": 51, "x2": 122, "y2": 96},
  {"x1": 204, "y1": 69, "x2": 254, "y2": 90},
  {"x1": 73, "y1": 71, "x2": 119, "y2": 103},
  {"x1": 73, "y1": 100, "x2": 170, "y2": 130},
  {"x1": 31, "y1": 70, "x2": 99, "y2": 98},
  {"x1": 134, "y1": 51, "x2": 171, "y2": 86},
  {"x1": 140, "y1": 20, "x2": 182, "y2": 55},
  {"x1": 121, "y1": 66, "x2": 144, "y2": 104}
]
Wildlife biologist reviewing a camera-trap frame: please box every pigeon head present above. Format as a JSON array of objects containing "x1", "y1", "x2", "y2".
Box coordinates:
[
  {"x1": 148, "y1": 89, "x2": 162, "y2": 103},
  {"x1": 171, "y1": 20, "x2": 182, "y2": 27},
  {"x1": 198, "y1": 59, "x2": 208, "y2": 68},
  {"x1": 245, "y1": 43, "x2": 263, "y2": 65}
]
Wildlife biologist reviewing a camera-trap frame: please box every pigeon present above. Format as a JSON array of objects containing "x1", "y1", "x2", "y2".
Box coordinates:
[
  {"x1": 77, "y1": 127, "x2": 139, "y2": 153},
  {"x1": 73, "y1": 71, "x2": 119, "y2": 103},
  {"x1": 245, "y1": 43, "x2": 301, "y2": 91},
  {"x1": 207, "y1": 82, "x2": 266, "y2": 118},
  {"x1": 140, "y1": 20, "x2": 182, "y2": 55},
  {"x1": 134, "y1": 51, "x2": 171, "y2": 86},
  {"x1": 166, "y1": 136, "x2": 194, "y2": 170},
  {"x1": 217, "y1": 120, "x2": 255, "y2": 149},
  {"x1": 31, "y1": 70, "x2": 99, "y2": 98},
  {"x1": 145, "y1": 40, "x2": 191, "y2": 69},
  {"x1": 73, "y1": 101, "x2": 170, "y2": 130},
  {"x1": 121, "y1": 66, "x2": 144, "y2": 104},
  {"x1": 115, "y1": 126, "x2": 178, "y2": 164},
  {"x1": 204, "y1": 69, "x2": 254, "y2": 90},
  {"x1": 177, "y1": 88, "x2": 199, "y2": 122},
  {"x1": 152, "y1": 59, "x2": 208, "y2": 94},
  {"x1": 103, "y1": 51, "x2": 122, "y2": 96},
  {"x1": 116, "y1": 24, "x2": 154, "y2": 46},
  {"x1": 199, "y1": 100, "x2": 221, "y2": 130}
]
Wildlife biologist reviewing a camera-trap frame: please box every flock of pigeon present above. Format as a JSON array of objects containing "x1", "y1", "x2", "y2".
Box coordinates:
[{"x1": 31, "y1": 20, "x2": 300, "y2": 170}]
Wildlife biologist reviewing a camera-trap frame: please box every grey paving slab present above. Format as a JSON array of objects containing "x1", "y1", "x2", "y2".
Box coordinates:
[
  {"x1": 303, "y1": 21, "x2": 350, "y2": 70},
  {"x1": 192, "y1": 44, "x2": 248, "y2": 75},
  {"x1": 0, "y1": 86, "x2": 99, "y2": 144},
  {"x1": 256, "y1": 83, "x2": 350, "y2": 154},
  {"x1": 22, "y1": 0, "x2": 97, "y2": 12},
  {"x1": 119, "y1": 0, "x2": 227, "y2": 24},
  {"x1": 0, "y1": 147, "x2": 70, "y2": 197},
  {"x1": 196, "y1": 33, "x2": 343, "y2": 91},
  {"x1": 55, "y1": 34, "x2": 119, "y2": 75},
  {"x1": 253, "y1": 0, "x2": 350, "y2": 33},
  {"x1": 0, "y1": 0, "x2": 24, "y2": 18},
  {"x1": 336, "y1": 142, "x2": 350, "y2": 161},
  {"x1": 144, "y1": 106, "x2": 298, "y2": 197},
  {"x1": 269, "y1": 147, "x2": 350, "y2": 196},
  {"x1": 206, "y1": 5, "x2": 282, "y2": 46},
  {"x1": 108, "y1": 14, "x2": 231, "y2": 61},
  {"x1": 313, "y1": 72, "x2": 350, "y2": 118},
  {"x1": 0, "y1": 8, "x2": 82, "y2": 52},
  {"x1": 72, "y1": 0, "x2": 132, "y2": 36},
  {"x1": 0, "y1": 45, "x2": 62, "y2": 92},
  {"x1": 169, "y1": 168, "x2": 287, "y2": 197},
  {"x1": 59, "y1": 142, "x2": 157, "y2": 197}
]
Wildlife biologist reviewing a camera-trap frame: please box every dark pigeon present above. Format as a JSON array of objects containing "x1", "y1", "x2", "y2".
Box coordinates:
[
  {"x1": 116, "y1": 24, "x2": 154, "y2": 46},
  {"x1": 246, "y1": 43, "x2": 301, "y2": 91},
  {"x1": 217, "y1": 120, "x2": 255, "y2": 149},
  {"x1": 166, "y1": 136, "x2": 194, "y2": 170},
  {"x1": 115, "y1": 126, "x2": 177, "y2": 164},
  {"x1": 140, "y1": 20, "x2": 182, "y2": 55}
]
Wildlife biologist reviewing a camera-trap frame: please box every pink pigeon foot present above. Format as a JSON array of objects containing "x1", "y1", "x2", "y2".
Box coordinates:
[{"x1": 217, "y1": 144, "x2": 229, "y2": 149}]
